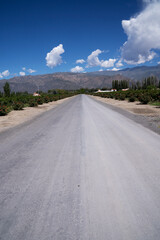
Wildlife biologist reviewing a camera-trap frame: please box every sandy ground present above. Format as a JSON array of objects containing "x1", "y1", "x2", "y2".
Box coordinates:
[
  {"x1": 0, "y1": 97, "x2": 73, "y2": 133},
  {"x1": 92, "y1": 96, "x2": 160, "y2": 130}
]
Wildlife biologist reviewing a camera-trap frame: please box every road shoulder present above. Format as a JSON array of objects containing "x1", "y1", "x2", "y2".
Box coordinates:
[
  {"x1": 91, "y1": 95, "x2": 160, "y2": 135},
  {"x1": 0, "y1": 96, "x2": 74, "y2": 134}
]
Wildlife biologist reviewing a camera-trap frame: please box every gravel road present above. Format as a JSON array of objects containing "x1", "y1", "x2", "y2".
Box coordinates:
[{"x1": 0, "y1": 94, "x2": 160, "y2": 240}]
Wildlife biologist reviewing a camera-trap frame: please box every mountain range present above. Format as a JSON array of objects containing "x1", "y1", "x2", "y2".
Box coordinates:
[{"x1": 0, "y1": 65, "x2": 160, "y2": 93}]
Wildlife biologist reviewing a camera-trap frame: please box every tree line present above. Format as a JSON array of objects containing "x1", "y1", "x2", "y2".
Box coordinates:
[
  {"x1": 112, "y1": 76, "x2": 160, "y2": 91},
  {"x1": 112, "y1": 80, "x2": 129, "y2": 90}
]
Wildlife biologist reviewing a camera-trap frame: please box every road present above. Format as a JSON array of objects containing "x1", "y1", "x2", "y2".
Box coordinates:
[{"x1": 0, "y1": 94, "x2": 160, "y2": 240}]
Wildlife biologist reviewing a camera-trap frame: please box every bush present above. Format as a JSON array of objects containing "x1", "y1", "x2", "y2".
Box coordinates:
[
  {"x1": 29, "y1": 100, "x2": 38, "y2": 107},
  {"x1": 12, "y1": 101, "x2": 24, "y2": 110},
  {"x1": 114, "y1": 94, "x2": 119, "y2": 100},
  {"x1": 0, "y1": 105, "x2": 9, "y2": 116},
  {"x1": 44, "y1": 96, "x2": 50, "y2": 103},
  {"x1": 128, "y1": 96, "x2": 136, "y2": 102},
  {"x1": 138, "y1": 94, "x2": 151, "y2": 104},
  {"x1": 36, "y1": 97, "x2": 44, "y2": 105},
  {"x1": 119, "y1": 95, "x2": 125, "y2": 100}
]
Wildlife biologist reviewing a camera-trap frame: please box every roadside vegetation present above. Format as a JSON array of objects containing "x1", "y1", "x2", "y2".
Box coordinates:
[
  {"x1": 0, "y1": 83, "x2": 85, "y2": 116},
  {"x1": 1, "y1": 76, "x2": 160, "y2": 116},
  {"x1": 91, "y1": 77, "x2": 160, "y2": 106}
]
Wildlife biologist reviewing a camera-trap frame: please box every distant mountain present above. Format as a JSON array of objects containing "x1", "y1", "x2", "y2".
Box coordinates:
[
  {"x1": 0, "y1": 65, "x2": 160, "y2": 93},
  {"x1": 0, "y1": 73, "x2": 129, "y2": 93},
  {"x1": 92, "y1": 65, "x2": 160, "y2": 80}
]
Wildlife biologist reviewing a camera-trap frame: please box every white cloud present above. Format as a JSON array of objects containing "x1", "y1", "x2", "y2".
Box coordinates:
[
  {"x1": 70, "y1": 66, "x2": 84, "y2": 73},
  {"x1": 143, "y1": 0, "x2": 159, "y2": 3},
  {"x1": 87, "y1": 49, "x2": 102, "y2": 67},
  {"x1": 99, "y1": 69, "x2": 103, "y2": 72},
  {"x1": 116, "y1": 59, "x2": 123, "y2": 67},
  {"x1": 0, "y1": 73, "x2": 3, "y2": 78},
  {"x1": 46, "y1": 44, "x2": 65, "y2": 68},
  {"x1": 121, "y1": 1, "x2": 160, "y2": 64},
  {"x1": 111, "y1": 67, "x2": 120, "y2": 71},
  {"x1": 28, "y1": 68, "x2": 36, "y2": 73},
  {"x1": 87, "y1": 49, "x2": 116, "y2": 68},
  {"x1": 101, "y1": 58, "x2": 117, "y2": 68},
  {"x1": 158, "y1": 61, "x2": 160, "y2": 64},
  {"x1": 19, "y1": 71, "x2": 26, "y2": 76},
  {"x1": 21, "y1": 67, "x2": 36, "y2": 74},
  {"x1": 76, "y1": 59, "x2": 85, "y2": 64},
  {"x1": 2, "y1": 70, "x2": 10, "y2": 77}
]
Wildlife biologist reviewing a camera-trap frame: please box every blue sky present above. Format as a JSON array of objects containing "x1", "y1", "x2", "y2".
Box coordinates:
[{"x1": 0, "y1": 0, "x2": 160, "y2": 79}]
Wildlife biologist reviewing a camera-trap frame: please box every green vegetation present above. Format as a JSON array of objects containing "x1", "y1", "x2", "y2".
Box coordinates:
[
  {"x1": 112, "y1": 80, "x2": 129, "y2": 90},
  {"x1": 91, "y1": 78, "x2": 160, "y2": 106},
  {"x1": 3, "y1": 82, "x2": 11, "y2": 97},
  {"x1": 92, "y1": 88, "x2": 160, "y2": 105},
  {"x1": 0, "y1": 83, "x2": 91, "y2": 116},
  {"x1": 131, "y1": 76, "x2": 160, "y2": 90}
]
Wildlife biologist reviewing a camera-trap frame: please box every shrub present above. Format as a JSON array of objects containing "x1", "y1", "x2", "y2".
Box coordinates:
[
  {"x1": 36, "y1": 97, "x2": 44, "y2": 105},
  {"x1": 138, "y1": 94, "x2": 151, "y2": 104},
  {"x1": 44, "y1": 96, "x2": 50, "y2": 103},
  {"x1": 119, "y1": 95, "x2": 125, "y2": 100},
  {"x1": 28, "y1": 100, "x2": 38, "y2": 107},
  {"x1": 114, "y1": 94, "x2": 119, "y2": 100},
  {"x1": 128, "y1": 96, "x2": 136, "y2": 102},
  {"x1": 0, "y1": 105, "x2": 9, "y2": 116},
  {"x1": 12, "y1": 101, "x2": 24, "y2": 110}
]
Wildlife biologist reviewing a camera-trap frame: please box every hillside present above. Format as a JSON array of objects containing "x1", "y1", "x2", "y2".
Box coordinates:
[
  {"x1": 0, "y1": 73, "x2": 129, "y2": 93},
  {"x1": 0, "y1": 65, "x2": 160, "y2": 92},
  {"x1": 92, "y1": 65, "x2": 160, "y2": 80}
]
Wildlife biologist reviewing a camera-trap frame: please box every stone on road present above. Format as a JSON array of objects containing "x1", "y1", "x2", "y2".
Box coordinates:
[{"x1": 0, "y1": 95, "x2": 160, "y2": 240}]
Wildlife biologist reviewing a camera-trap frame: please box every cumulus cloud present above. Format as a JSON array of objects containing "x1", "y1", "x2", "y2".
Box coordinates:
[
  {"x1": 2, "y1": 70, "x2": 10, "y2": 77},
  {"x1": 111, "y1": 67, "x2": 120, "y2": 71},
  {"x1": 19, "y1": 71, "x2": 26, "y2": 76},
  {"x1": 87, "y1": 49, "x2": 116, "y2": 68},
  {"x1": 121, "y1": 1, "x2": 160, "y2": 64},
  {"x1": 22, "y1": 67, "x2": 26, "y2": 71},
  {"x1": 116, "y1": 59, "x2": 123, "y2": 67},
  {"x1": 101, "y1": 58, "x2": 117, "y2": 68},
  {"x1": 70, "y1": 66, "x2": 84, "y2": 73},
  {"x1": 0, "y1": 70, "x2": 10, "y2": 78},
  {"x1": 87, "y1": 49, "x2": 102, "y2": 67},
  {"x1": 46, "y1": 44, "x2": 65, "y2": 68},
  {"x1": 76, "y1": 59, "x2": 85, "y2": 64},
  {"x1": 28, "y1": 68, "x2": 36, "y2": 73},
  {"x1": 158, "y1": 61, "x2": 160, "y2": 64}
]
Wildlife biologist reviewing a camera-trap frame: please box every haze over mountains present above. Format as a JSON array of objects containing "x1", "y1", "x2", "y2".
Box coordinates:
[{"x1": 0, "y1": 65, "x2": 160, "y2": 93}]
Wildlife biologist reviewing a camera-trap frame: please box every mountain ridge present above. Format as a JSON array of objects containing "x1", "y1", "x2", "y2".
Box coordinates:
[{"x1": 0, "y1": 65, "x2": 160, "y2": 92}]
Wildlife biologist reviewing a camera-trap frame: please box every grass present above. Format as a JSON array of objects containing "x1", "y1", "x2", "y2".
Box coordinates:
[{"x1": 149, "y1": 102, "x2": 160, "y2": 107}]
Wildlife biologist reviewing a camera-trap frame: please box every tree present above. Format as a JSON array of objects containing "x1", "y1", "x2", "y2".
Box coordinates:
[{"x1": 3, "y1": 82, "x2": 11, "y2": 97}]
